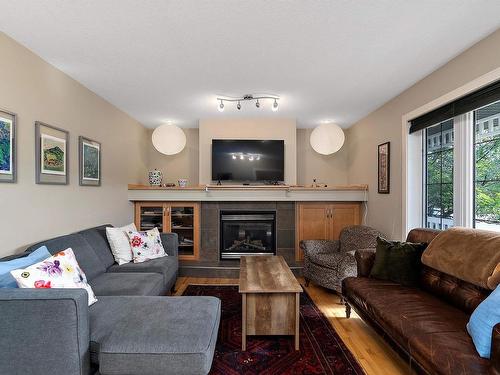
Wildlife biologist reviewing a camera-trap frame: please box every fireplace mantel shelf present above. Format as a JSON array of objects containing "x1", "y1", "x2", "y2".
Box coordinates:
[{"x1": 128, "y1": 184, "x2": 368, "y2": 202}]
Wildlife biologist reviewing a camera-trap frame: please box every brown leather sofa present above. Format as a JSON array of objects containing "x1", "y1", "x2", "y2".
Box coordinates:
[{"x1": 342, "y1": 228, "x2": 500, "y2": 375}]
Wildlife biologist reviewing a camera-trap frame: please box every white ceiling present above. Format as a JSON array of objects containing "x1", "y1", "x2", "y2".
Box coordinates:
[{"x1": 1, "y1": 1, "x2": 500, "y2": 129}]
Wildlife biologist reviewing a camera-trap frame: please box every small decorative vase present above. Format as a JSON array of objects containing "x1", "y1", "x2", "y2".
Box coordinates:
[
  {"x1": 178, "y1": 178, "x2": 188, "y2": 188},
  {"x1": 148, "y1": 169, "x2": 163, "y2": 186}
]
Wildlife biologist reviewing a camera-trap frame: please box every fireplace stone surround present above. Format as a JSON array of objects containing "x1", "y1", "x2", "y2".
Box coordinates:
[{"x1": 201, "y1": 201, "x2": 296, "y2": 264}]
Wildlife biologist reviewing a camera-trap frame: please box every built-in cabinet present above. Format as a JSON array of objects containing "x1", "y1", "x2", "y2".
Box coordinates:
[
  {"x1": 295, "y1": 202, "x2": 361, "y2": 260},
  {"x1": 134, "y1": 201, "x2": 200, "y2": 260}
]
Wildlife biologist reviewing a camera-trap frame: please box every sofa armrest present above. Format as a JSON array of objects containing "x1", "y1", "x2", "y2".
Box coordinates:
[
  {"x1": 490, "y1": 323, "x2": 500, "y2": 375},
  {"x1": 0, "y1": 288, "x2": 90, "y2": 375},
  {"x1": 160, "y1": 232, "x2": 179, "y2": 257},
  {"x1": 300, "y1": 240, "x2": 340, "y2": 257},
  {"x1": 355, "y1": 249, "x2": 376, "y2": 277}
]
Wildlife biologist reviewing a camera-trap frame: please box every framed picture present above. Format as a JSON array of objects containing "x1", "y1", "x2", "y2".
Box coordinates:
[
  {"x1": 79, "y1": 136, "x2": 101, "y2": 186},
  {"x1": 378, "y1": 142, "x2": 390, "y2": 194},
  {"x1": 35, "y1": 121, "x2": 69, "y2": 185},
  {"x1": 0, "y1": 109, "x2": 16, "y2": 183}
]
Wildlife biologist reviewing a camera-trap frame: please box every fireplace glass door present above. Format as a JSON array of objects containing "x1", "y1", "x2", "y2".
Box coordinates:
[{"x1": 220, "y1": 211, "x2": 276, "y2": 259}]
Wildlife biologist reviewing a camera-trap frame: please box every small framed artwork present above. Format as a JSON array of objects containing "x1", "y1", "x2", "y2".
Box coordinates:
[
  {"x1": 0, "y1": 109, "x2": 16, "y2": 183},
  {"x1": 378, "y1": 141, "x2": 390, "y2": 194},
  {"x1": 79, "y1": 136, "x2": 101, "y2": 186},
  {"x1": 35, "y1": 121, "x2": 69, "y2": 185}
]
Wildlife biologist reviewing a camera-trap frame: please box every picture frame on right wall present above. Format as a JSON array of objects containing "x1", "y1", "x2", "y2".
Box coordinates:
[
  {"x1": 378, "y1": 141, "x2": 390, "y2": 194},
  {"x1": 79, "y1": 136, "x2": 101, "y2": 186}
]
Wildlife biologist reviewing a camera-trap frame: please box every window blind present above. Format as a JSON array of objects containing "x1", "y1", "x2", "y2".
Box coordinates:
[{"x1": 409, "y1": 79, "x2": 500, "y2": 133}]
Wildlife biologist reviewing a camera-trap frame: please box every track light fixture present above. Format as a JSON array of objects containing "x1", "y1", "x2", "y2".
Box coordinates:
[
  {"x1": 216, "y1": 94, "x2": 280, "y2": 112},
  {"x1": 218, "y1": 99, "x2": 224, "y2": 112}
]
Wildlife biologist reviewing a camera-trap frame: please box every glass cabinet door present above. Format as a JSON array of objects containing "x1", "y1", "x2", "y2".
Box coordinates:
[
  {"x1": 169, "y1": 203, "x2": 200, "y2": 259},
  {"x1": 137, "y1": 203, "x2": 164, "y2": 232}
]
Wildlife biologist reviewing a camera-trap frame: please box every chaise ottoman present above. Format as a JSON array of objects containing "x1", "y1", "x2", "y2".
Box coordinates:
[{"x1": 94, "y1": 296, "x2": 221, "y2": 375}]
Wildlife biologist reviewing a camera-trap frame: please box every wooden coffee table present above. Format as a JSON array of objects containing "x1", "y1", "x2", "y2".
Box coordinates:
[{"x1": 239, "y1": 256, "x2": 303, "y2": 351}]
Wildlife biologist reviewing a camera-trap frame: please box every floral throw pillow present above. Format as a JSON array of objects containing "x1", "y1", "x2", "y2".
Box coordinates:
[
  {"x1": 127, "y1": 227, "x2": 167, "y2": 263},
  {"x1": 10, "y1": 248, "x2": 97, "y2": 306}
]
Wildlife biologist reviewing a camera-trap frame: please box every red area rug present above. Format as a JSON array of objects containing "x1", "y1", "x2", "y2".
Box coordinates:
[{"x1": 183, "y1": 285, "x2": 365, "y2": 375}]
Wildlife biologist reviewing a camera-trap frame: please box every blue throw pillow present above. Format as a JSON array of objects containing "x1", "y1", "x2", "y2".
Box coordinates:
[
  {"x1": 0, "y1": 246, "x2": 51, "y2": 288},
  {"x1": 467, "y1": 285, "x2": 500, "y2": 358}
]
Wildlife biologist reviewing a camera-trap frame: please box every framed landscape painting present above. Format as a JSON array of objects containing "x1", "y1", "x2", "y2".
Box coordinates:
[
  {"x1": 79, "y1": 136, "x2": 101, "y2": 186},
  {"x1": 35, "y1": 121, "x2": 69, "y2": 184},
  {"x1": 378, "y1": 142, "x2": 390, "y2": 194},
  {"x1": 0, "y1": 109, "x2": 16, "y2": 183}
]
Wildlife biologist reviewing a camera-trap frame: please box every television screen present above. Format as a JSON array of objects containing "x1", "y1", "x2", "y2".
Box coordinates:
[{"x1": 211, "y1": 140, "x2": 285, "y2": 182}]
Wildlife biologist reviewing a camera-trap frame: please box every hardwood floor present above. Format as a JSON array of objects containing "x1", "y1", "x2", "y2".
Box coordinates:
[{"x1": 174, "y1": 276, "x2": 412, "y2": 375}]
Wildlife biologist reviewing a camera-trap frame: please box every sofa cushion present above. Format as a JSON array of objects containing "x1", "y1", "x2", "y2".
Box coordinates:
[
  {"x1": 89, "y1": 273, "x2": 165, "y2": 296},
  {"x1": 343, "y1": 276, "x2": 490, "y2": 375},
  {"x1": 0, "y1": 246, "x2": 51, "y2": 288},
  {"x1": 78, "y1": 225, "x2": 115, "y2": 269},
  {"x1": 468, "y1": 284, "x2": 500, "y2": 358},
  {"x1": 408, "y1": 331, "x2": 490, "y2": 375},
  {"x1": 107, "y1": 256, "x2": 177, "y2": 286},
  {"x1": 26, "y1": 233, "x2": 106, "y2": 281},
  {"x1": 370, "y1": 237, "x2": 426, "y2": 287},
  {"x1": 11, "y1": 248, "x2": 98, "y2": 306},
  {"x1": 127, "y1": 228, "x2": 167, "y2": 263},
  {"x1": 95, "y1": 296, "x2": 221, "y2": 375}
]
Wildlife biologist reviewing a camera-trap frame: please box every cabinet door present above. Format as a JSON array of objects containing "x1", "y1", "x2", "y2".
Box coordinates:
[
  {"x1": 329, "y1": 203, "x2": 361, "y2": 240},
  {"x1": 167, "y1": 202, "x2": 200, "y2": 260},
  {"x1": 135, "y1": 202, "x2": 166, "y2": 232},
  {"x1": 295, "y1": 203, "x2": 330, "y2": 260}
]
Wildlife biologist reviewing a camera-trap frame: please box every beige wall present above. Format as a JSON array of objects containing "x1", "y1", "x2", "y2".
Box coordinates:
[
  {"x1": 347, "y1": 28, "x2": 500, "y2": 240},
  {"x1": 198, "y1": 118, "x2": 297, "y2": 184},
  {"x1": 0, "y1": 33, "x2": 148, "y2": 256},
  {"x1": 147, "y1": 128, "x2": 199, "y2": 185},
  {"x1": 296, "y1": 128, "x2": 348, "y2": 186}
]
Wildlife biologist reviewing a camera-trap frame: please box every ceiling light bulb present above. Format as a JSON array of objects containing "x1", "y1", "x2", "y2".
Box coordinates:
[
  {"x1": 240, "y1": 155, "x2": 244, "y2": 160},
  {"x1": 237, "y1": 101, "x2": 241, "y2": 110},
  {"x1": 272, "y1": 99, "x2": 279, "y2": 111},
  {"x1": 255, "y1": 99, "x2": 260, "y2": 108},
  {"x1": 218, "y1": 100, "x2": 224, "y2": 112}
]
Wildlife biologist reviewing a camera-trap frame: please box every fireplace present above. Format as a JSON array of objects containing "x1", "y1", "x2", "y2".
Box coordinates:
[{"x1": 220, "y1": 210, "x2": 276, "y2": 259}]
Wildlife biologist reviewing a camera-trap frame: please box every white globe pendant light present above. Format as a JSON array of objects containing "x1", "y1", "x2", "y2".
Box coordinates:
[
  {"x1": 152, "y1": 124, "x2": 186, "y2": 155},
  {"x1": 310, "y1": 123, "x2": 345, "y2": 155}
]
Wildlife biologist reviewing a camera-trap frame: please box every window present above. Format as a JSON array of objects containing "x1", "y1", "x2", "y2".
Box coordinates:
[
  {"x1": 409, "y1": 79, "x2": 500, "y2": 233},
  {"x1": 424, "y1": 119, "x2": 454, "y2": 230},
  {"x1": 474, "y1": 101, "x2": 500, "y2": 231}
]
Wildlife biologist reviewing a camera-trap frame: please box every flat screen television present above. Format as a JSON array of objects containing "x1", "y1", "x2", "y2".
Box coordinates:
[{"x1": 211, "y1": 139, "x2": 285, "y2": 183}]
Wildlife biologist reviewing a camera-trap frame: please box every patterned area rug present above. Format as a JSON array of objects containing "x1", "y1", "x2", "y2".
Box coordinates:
[{"x1": 183, "y1": 285, "x2": 365, "y2": 375}]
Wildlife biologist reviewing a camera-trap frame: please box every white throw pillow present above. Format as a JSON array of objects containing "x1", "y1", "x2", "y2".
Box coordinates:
[
  {"x1": 10, "y1": 248, "x2": 97, "y2": 306},
  {"x1": 106, "y1": 223, "x2": 137, "y2": 265},
  {"x1": 127, "y1": 227, "x2": 167, "y2": 263}
]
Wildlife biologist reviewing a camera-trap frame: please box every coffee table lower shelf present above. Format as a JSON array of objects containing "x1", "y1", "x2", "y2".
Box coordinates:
[{"x1": 241, "y1": 291, "x2": 301, "y2": 351}]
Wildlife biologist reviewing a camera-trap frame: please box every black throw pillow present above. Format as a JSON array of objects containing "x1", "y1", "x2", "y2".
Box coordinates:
[{"x1": 370, "y1": 237, "x2": 427, "y2": 287}]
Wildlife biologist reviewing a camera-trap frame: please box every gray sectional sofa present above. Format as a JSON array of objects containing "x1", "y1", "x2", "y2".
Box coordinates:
[{"x1": 0, "y1": 224, "x2": 221, "y2": 375}]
